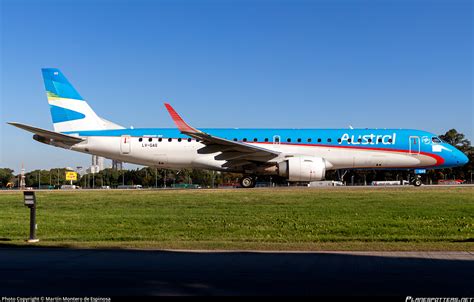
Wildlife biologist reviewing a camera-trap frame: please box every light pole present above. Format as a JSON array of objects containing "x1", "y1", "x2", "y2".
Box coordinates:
[
  {"x1": 174, "y1": 170, "x2": 180, "y2": 188},
  {"x1": 164, "y1": 169, "x2": 167, "y2": 188},
  {"x1": 76, "y1": 166, "x2": 82, "y2": 188}
]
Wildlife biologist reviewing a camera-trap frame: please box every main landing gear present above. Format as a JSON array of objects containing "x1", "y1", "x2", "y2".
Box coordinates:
[{"x1": 239, "y1": 176, "x2": 256, "y2": 188}]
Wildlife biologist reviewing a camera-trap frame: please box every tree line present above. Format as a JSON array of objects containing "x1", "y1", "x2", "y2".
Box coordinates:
[{"x1": 1, "y1": 129, "x2": 472, "y2": 188}]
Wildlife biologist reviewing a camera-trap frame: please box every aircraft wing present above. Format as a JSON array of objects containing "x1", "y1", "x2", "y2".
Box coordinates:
[
  {"x1": 8, "y1": 122, "x2": 84, "y2": 146},
  {"x1": 164, "y1": 103, "x2": 280, "y2": 168}
]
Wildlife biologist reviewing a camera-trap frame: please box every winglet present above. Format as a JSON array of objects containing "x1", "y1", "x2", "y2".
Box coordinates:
[{"x1": 164, "y1": 103, "x2": 199, "y2": 133}]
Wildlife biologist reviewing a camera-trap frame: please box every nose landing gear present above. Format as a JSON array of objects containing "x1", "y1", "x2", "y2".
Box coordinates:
[{"x1": 411, "y1": 175, "x2": 422, "y2": 187}]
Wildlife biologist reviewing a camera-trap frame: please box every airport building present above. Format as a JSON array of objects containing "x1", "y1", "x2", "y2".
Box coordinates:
[{"x1": 87, "y1": 155, "x2": 105, "y2": 174}]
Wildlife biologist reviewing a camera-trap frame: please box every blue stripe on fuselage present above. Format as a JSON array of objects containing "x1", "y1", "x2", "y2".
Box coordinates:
[{"x1": 63, "y1": 128, "x2": 439, "y2": 152}]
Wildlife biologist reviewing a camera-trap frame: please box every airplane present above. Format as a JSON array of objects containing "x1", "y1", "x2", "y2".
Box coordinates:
[{"x1": 8, "y1": 68, "x2": 469, "y2": 188}]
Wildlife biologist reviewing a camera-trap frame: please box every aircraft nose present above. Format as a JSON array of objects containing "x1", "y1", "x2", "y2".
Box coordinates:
[
  {"x1": 454, "y1": 149, "x2": 469, "y2": 166},
  {"x1": 459, "y1": 151, "x2": 469, "y2": 165}
]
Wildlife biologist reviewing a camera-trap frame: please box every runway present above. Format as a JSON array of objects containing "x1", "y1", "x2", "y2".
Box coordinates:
[{"x1": 1, "y1": 248, "x2": 473, "y2": 296}]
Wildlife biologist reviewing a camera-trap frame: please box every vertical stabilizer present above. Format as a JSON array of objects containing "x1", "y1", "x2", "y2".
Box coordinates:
[{"x1": 42, "y1": 68, "x2": 124, "y2": 132}]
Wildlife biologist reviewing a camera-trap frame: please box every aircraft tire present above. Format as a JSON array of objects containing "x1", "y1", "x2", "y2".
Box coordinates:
[{"x1": 240, "y1": 176, "x2": 256, "y2": 188}]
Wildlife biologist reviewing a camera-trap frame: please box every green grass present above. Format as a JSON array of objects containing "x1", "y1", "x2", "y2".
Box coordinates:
[{"x1": 0, "y1": 187, "x2": 473, "y2": 251}]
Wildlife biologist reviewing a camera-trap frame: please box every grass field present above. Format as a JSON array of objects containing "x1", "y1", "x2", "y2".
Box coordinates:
[{"x1": 0, "y1": 187, "x2": 473, "y2": 251}]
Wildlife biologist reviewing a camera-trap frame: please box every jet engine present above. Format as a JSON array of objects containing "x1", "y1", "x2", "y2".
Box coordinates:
[{"x1": 278, "y1": 156, "x2": 327, "y2": 182}]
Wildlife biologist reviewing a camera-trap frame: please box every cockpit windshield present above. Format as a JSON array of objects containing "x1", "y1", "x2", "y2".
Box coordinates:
[{"x1": 432, "y1": 137, "x2": 442, "y2": 144}]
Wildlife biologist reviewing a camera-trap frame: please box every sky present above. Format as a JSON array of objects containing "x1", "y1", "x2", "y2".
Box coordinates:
[{"x1": 1, "y1": 0, "x2": 472, "y2": 173}]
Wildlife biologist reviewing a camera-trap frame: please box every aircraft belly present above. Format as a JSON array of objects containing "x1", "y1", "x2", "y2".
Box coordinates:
[
  {"x1": 269, "y1": 144, "x2": 432, "y2": 169},
  {"x1": 328, "y1": 149, "x2": 422, "y2": 168}
]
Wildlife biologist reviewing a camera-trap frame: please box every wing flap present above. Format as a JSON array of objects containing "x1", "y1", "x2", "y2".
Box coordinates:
[
  {"x1": 222, "y1": 160, "x2": 253, "y2": 168},
  {"x1": 215, "y1": 151, "x2": 276, "y2": 161}
]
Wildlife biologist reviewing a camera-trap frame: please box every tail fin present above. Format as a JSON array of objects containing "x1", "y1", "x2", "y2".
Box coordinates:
[{"x1": 42, "y1": 68, "x2": 124, "y2": 133}]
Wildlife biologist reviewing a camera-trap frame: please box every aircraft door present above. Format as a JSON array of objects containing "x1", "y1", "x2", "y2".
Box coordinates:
[
  {"x1": 120, "y1": 135, "x2": 131, "y2": 154},
  {"x1": 409, "y1": 136, "x2": 420, "y2": 154}
]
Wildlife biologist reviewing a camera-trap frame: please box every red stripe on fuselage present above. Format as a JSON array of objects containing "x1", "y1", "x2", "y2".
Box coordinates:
[{"x1": 253, "y1": 142, "x2": 445, "y2": 167}]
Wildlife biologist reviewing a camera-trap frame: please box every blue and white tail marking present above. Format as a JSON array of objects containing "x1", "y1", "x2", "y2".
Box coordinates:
[{"x1": 42, "y1": 68, "x2": 124, "y2": 133}]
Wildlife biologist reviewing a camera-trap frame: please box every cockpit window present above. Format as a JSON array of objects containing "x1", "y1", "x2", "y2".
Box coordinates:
[{"x1": 432, "y1": 137, "x2": 441, "y2": 144}]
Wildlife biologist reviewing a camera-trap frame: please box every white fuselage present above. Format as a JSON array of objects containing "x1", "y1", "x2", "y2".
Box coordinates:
[{"x1": 70, "y1": 136, "x2": 437, "y2": 171}]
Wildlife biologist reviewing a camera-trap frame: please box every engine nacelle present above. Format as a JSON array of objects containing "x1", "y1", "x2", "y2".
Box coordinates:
[{"x1": 278, "y1": 156, "x2": 326, "y2": 182}]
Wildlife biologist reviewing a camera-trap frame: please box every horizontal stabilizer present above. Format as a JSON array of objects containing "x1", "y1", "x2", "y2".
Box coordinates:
[{"x1": 7, "y1": 122, "x2": 84, "y2": 145}]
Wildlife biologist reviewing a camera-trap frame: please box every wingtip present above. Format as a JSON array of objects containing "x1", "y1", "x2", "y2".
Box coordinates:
[
  {"x1": 163, "y1": 103, "x2": 198, "y2": 133},
  {"x1": 164, "y1": 103, "x2": 174, "y2": 112}
]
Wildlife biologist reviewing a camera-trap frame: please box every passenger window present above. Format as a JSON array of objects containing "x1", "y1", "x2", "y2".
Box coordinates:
[
  {"x1": 158, "y1": 138, "x2": 162, "y2": 142},
  {"x1": 168, "y1": 138, "x2": 172, "y2": 142},
  {"x1": 358, "y1": 138, "x2": 362, "y2": 143},
  {"x1": 253, "y1": 138, "x2": 258, "y2": 142},
  {"x1": 317, "y1": 138, "x2": 321, "y2": 143},
  {"x1": 337, "y1": 138, "x2": 341, "y2": 143},
  {"x1": 348, "y1": 138, "x2": 352, "y2": 143},
  {"x1": 178, "y1": 138, "x2": 182, "y2": 142},
  {"x1": 307, "y1": 138, "x2": 312, "y2": 143},
  {"x1": 368, "y1": 138, "x2": 372, "y2": 143},
  {"x1": 287, "y1": 138, "x2": 291, "y2": 142},
  {"x1": 148, "y1": 138, "x2": 152, "y2": 142},
  {"x1": 388, "y1": 139, "x2": 393, "y2": 143},
  {"x1": 188, "y1": 138, "x2": 192, "y2": 142},
  {"x1": 327, "y1": 138, "x2": 332, "y2": 143},
  {"x1": 243, "y1": 138, "x2": 247, "y2": 142},
  {"x1": 297, "y1": 138, "x2": 301, "y2": 143},
  {"x1": 139, "y1": 138, "x2": 142, "y2": 142},
  {"x1": 264, "y1": 138, "x2": 269, "y2": 142},
  {"x1": 196, "y1": 139, "x2": 200, "y2": 142},
  {"x1": 378, "y1": 138, "x2": 382, "y2": 143},
  {"x1": 233, "y1": 138, "x2": 237, "y2": 141}
]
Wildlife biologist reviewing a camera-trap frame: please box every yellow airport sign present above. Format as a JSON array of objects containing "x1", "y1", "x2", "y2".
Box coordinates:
[{"x1": 65, "y1": 171, "x2": 77, "y2": 181}]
